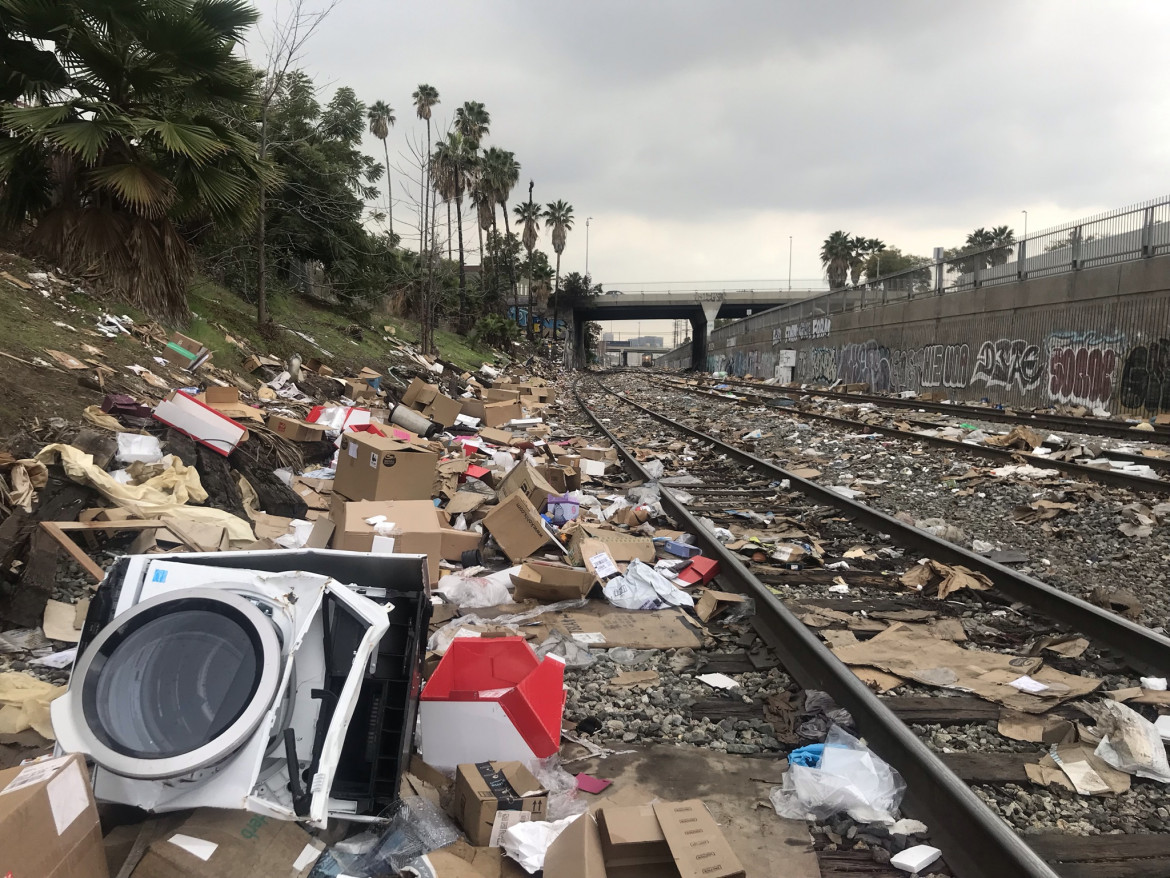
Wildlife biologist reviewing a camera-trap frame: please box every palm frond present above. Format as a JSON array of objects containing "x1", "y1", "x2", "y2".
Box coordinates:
[
  {"x1": 86, "y1": 162, "x2": 174, "y2": 214},
  {"x1": 137, "y1": 119, "x2": 226, "y2": 163}
]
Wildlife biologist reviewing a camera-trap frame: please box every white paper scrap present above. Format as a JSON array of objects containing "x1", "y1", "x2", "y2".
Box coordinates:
[
  {"x1": 490, "y1": 809, "x2": 532, "y2": 847},
  {"x1": 168, "y1": 834, "x2": 219, "y2": 862},
  {"x1": 1008, "y1": 675, "x2": 1050, "y2": 694},
  {"x1": 47, "y1": 760, "x2": 88, "y2": 836},
  {"x1": 697, "y1": 672, "x2": 740, "y2": 690},
  {"x1": 588, "y1": 551, "x2": 619, "y2": 579}
]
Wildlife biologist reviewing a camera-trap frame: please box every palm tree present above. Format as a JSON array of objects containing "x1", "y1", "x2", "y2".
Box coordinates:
[
  {"x1": 820, "y1": 231, "x2": 852, "y2": 290},
  {"x1": 367, "y1": 100, "x2": 395, "y2": 239},
  {"x1": 0, "y1": 0, "x2": 270, "y2": 322},
  {"x1": 848, "y1": 236, "x2": 885, "y2": 286},
  {"x1": 543, "y1": 200, "x2": 574, "y2": 343},
  {"x1": 412, "y1": 84, "x2": 439, "y2": 253},
  {"x1": 430, "y1": 140, "x2": 456, "y2": 260},
  {"x1": 434, "y1": 132, "x2": 475, "y2": 319},
  {"x1": 454, "y1": 100, "x2": 490, "y2": 148},
  {"x1": 515, "y1": 188, "x2": 540, "y2": 339}
]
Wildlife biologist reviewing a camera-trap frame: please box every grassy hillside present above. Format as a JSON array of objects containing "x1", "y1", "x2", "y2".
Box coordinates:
[{"x1": 0, "y1": 251, "x2": 501, "y2": 437}]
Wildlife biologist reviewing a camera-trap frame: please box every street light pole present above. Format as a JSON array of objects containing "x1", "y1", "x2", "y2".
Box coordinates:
[
  {"x1": 788, "y1": 236, "x2": 793, "y2": 291},
  {"x1": 1021, "y1": 210, "x2": 1028, "y2": 240},
  {"x1": 585, "y1": 217, "x2": 593, "y2": 280}
]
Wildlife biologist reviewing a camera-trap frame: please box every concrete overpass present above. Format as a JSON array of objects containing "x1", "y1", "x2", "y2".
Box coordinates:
[{"x1": 571, "y1": 288, "x2": 814, "y2": 367}]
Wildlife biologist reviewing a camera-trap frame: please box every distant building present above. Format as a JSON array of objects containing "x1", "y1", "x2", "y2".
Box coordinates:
[{"x1": 628, "y1": 336, "x2": 663, "y2": 348}]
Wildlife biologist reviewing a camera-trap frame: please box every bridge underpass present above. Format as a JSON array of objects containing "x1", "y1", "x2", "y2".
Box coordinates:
[{"x1": 570, "y1": 289, "x2": 811, "y2": 368}]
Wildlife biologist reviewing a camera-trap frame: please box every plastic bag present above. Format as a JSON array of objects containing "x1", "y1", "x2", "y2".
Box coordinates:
[
  {"x1": 769, "y1": 725, "x2": 905, "y2": 825},
  {"x1": 526, "y1": 755, "x2": 589, "y2": 820},
  {"x1": 643, "y1": 459, "x2": 665, "y2": 480},
  {"x1": 1088, "y1": 700, "x2": 1170, "y2": 782},
  {"x1": 535, "y1": 630, "x2": 596, "y2": 668},
  {"x1": 435, "y1": 567, "x2": 515, "y2": 608},
  {"x1": 115, "y1": 433, "x2": 163, "y2": 464},
  {"x1": 345, "y1": 797, "x2": 461, "y2": 876},
  {"x1": 501, "y1": 815, "x2": 579, "y2": 874},
  {"x1": 427, "y1": 598, "x2": 588, "y2": 654},
  {"x1": 602, "y1": 558, "x2": 694, "y2": 611}
]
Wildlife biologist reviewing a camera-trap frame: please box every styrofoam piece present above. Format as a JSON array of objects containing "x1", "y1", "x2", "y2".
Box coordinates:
[
  {"x1": 890, "y1": 844, "x2": 942, "y2": 873},
  {"x1": 1155, "y1": 715, "x2": 1170, "y2": 742}
]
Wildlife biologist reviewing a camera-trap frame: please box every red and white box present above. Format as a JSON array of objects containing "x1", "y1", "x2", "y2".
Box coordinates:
[
  {"x1": 152, "y1": 390, "x2": 246, "y2": 457},
  {"x1": 419, "y1": 637, "x2": 565, "y2": 769}
]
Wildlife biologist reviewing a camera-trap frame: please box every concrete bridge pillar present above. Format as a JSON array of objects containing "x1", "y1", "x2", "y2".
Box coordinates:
[{"x1": 687, "y1": 299, "x2": 721, "y2": 371}]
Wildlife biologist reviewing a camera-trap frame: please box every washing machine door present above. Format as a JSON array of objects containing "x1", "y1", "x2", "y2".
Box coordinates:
[{"x1": 55, "y1": 587, "x2": 283, "y2": 779}]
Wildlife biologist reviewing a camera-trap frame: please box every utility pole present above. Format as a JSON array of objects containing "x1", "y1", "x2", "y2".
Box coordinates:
[
  {"x1": 788, "y1": 236, "x2": 793, "y2": 291},
  {"x1": 1022, "y1": 209, "x2": 1028, "y2": 240},
  {"x1": 585, "y1": 217, "x2": 593, "y2": 279}
]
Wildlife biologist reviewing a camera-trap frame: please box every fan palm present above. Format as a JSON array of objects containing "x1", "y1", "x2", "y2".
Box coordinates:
[
  {"x1": 454, "y1": 100, "x2": 490, "y2": 149},
  {"x1": 543, "y1": 199, "x2": 574, "y2": 339},
  {"x1": 514, "y1": 188, "x2": 540, "y2": 339},
  {"x1": 0, "y1": 0, "x2": 271, "y2": 322},
  {"x1": 433, "y1": 131, "x2": 475, "y2": 317},
  {"x1": 367, "y1": 99, "x2": 395, "y2": 239},
  {"x1": 412, "y1": 83, "x2": 439, "y2": 252},
  {"x1": 820, "y1": 231, "x2": 852, "y2": 290}
]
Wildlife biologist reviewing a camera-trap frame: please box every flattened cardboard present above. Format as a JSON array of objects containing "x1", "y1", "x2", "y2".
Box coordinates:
[
  {"x1": 482, "y1": 492, "x2": 551, "y2": 562},
  {"x1": 334, "y1": 432, "x2": 438, "y2": 501},
  {"x1": 129, "y1": 809, "x2": 322, "y2": 878},
  {"x1": 453, "y1": 762, "x2": 548, "y2": 847},
  {"x1": 530, "y1": 602, "x2": 703, "y2": 650},
  {"x1": 510, "y1": 562, "x2": 599, "y2": 602},
  {"x1": 0, "y1": 754, "x2": 109, "y2": 878}
]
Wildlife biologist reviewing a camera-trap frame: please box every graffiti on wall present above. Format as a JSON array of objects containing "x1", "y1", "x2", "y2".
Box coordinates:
[
  {"x1": 1120, "y1": 339, "x2": 1170, "y2": 413},
  {"x1": 969, "y1": 339, "x2": 1044, "y2": 391},
  {"x1": 891, "y1": 343, "x2": 971, "y2": 390},
  {"x1": 775, "y1": 317, "x2": 831, "y2": 344},
  {"x1": 839, "y1": 340, "x2": 892, "y2": 392},
  {"x1": 797, "y1": 347, "x2": 838, "y2": 385},
  {"x1": 1045, "y1": 331, "x2": 1122, "y2": 407}
]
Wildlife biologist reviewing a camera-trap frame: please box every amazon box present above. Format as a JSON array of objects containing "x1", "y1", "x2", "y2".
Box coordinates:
[
  {"x1": 543, "y1": 800, "x2": 745, "y2": 878},
  {"x1": 453, "y1": 762, "x2": 548, "y2": 847},
  {"x1": 334, "y1": 432, "x2": 438, "y2": 501},
  {"x1": 0, "y1": 754, "x2": 109, "y2": 878}
]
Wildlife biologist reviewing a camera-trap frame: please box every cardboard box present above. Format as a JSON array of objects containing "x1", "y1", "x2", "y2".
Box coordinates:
[
  {"x1": 267, "y1": 414, "x2": 330, "y2": 442},
  {"x1": 484, "y1": 387, "x2": 523, "y2": 402},
  {"x1": 510, "y1": 562, "x2": 598, "y2": 602},
  {"x1": 198, "y1": 387, "x2": 262, "y2": 423},
  {"x1": 497, "y1": 461, "x2": 560, "y2": 510},
  {"x1": 453, "y1": 762, "x2": 548, "y2": 847},
  {"x1": 482, "y1": 492, "x2": 552, "y2": 562},
  {"x1": 567, "y1": 525, "x2": 656, "y2": 566},
  {"x1": 152, "y1": 390, "x2": 246, "y2": 456},
  {"x1": 462, "y1": 399, "x2": 522, "y2": 428},
  {"x1": 479, "y1": 426, "x2": 518, "y2": 446},
  {"x1": 161, "y1": 331, "x2": 210, "y2": 370},
  {"x1": 334, "y1": 432, "x2": 438, "y2": 501},
  {"x1": 544, "y1": 800, "x2": 745, "y2": 878},
  {"x1": 402, "y1": 378, "x2": 463, "y2": 427},
  {"x1": 0, "y1": 754, "x2": 109, "y2": 878},
  {"x1": 330, "y1": 497, "x2": 477, "y2": 584},
  {"x1": 344, "y1": 378, "x2": 377, "y2": 400},
  {"x1": 129, "y1": 809, "x2": 323, "y2": 878},
  {"x1": 304, "y1": 357, "x2": 332, "y2": 376},
  {"x1": 242, "y1": 354, "x2": 282, "y2": 372},
  {"x1": 420, "y1": 637, "x2": 565, "y2": 769}
]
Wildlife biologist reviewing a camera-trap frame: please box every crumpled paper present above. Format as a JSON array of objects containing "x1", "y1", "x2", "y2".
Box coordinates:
[
  {"x1": 5, "y1": 459, "x2": 48, "y2": 512},
  {"x1": 36, "y1": 443, "x2": 255, "y2": 546},
  {"x1": 0, "y1": 671, "x2": 64, "y2": 739}
]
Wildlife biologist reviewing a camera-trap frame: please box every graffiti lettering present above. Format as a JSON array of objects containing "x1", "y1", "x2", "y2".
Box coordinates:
[
  {"x1": 1120, "y1": 339, "x2": 1170, "y2": 414},
  {"x1": 839, "y1": 340, "x2": 891, "y2": 392},
  {"x1": 970, "y1": 339, "x2": 1043, "y2": 391},
  {"x1": 777, "y1": 317, "x2": 831, "y2": 344},
  {"x1": 919, "y1": 343, "x2": 970, "y2": 388},
  {"x1": 1046, "y1": 332, "x2": 1122, "y2": 407},
  {"x1": 797, "y1": 347, "x2": 838, "y2": 385}
]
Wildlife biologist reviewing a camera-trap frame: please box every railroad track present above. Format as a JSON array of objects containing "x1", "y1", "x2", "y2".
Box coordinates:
[
  {"x1": 568, "y1": 372, "x2": 1170, "y2": 878},
  {"x1": 648, "y1": 373, "x2": 1170, "y2": 496},
  {"x1": 687, "y1": 373, "x2": 1170, "y2": 445}
]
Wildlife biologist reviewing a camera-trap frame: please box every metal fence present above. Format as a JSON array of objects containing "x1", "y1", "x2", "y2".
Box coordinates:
[{"x1": 773, "y1": 194, "x2": 1170, "y2": 324}]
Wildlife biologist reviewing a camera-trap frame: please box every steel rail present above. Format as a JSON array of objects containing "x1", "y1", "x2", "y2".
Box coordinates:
[
  {"x1": 589, "y1": 378, "x2": 1170, "y2": 675},
  {"x1": 571, "y1": 376, "x2": 1061, "y2": 878},
  {"x1": 691, "y1": 374, "x2": 1170, "y2": 445},
  {"x1": 652, "y1": 376, "x2": 1170, "y2": 495}
]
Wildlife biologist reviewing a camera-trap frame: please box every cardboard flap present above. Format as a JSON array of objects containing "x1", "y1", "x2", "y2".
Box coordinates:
[{"x1": 502, "y1": 653, "x2": 565, "y2": 758}]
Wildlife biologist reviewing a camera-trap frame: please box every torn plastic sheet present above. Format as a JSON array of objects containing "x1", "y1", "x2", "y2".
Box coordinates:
[
  {"x1": 1085, "y1": 700, "x2": 1170, "y2": 782},
  {"x1": 770, "y1": 725, "x2": 905, "y2": 825},
  {"x1": 602, "y1": 558, "x2": 694, "y2": 611},
  {"x1": 426, "y1": 598, "x2": 588, "y2": 654}
]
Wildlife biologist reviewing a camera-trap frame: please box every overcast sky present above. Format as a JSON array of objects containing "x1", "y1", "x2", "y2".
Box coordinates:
[{"x1": 248, "y1": 0, "x2": 1170, "y2": 340}]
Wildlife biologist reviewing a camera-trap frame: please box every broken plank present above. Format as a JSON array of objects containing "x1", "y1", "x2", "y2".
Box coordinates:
[
  {"x1": 882, "y1": 695, "x2": 1000, "y2": 724},
  {"x1": 689, "y1": 698, "x2": 764, "y2": 722},
  {"x1": 937, "y1": 751, "x2": 1038, "y2": 784}
]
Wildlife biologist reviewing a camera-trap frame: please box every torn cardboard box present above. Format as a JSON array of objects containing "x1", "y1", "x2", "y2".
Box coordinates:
[
  {"x1": 510, "y1": 562, "x2": 599, "y2": 602},
  {"x1": 267, "y1": 414, "x2": 329, "y2": 442},
  {"x1": 482, "y1": 492, "x2": 553, "y2": 562},
  {"x1": 543, "y1": 800, "x2": 745, "y2": 878}
]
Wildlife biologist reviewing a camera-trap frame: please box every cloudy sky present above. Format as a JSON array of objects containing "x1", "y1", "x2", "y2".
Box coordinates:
[{"x1": 248, "y1": 0, "x2": 1170, "y2": 340}]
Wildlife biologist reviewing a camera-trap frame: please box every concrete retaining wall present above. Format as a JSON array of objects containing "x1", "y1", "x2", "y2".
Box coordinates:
[{"x1": 655, "y1": 253, "x2": 1170, "y2": 416}]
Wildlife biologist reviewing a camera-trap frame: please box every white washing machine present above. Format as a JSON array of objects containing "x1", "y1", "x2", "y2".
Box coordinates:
[{"x1": 52, "y1": 552, "x2": 394, "y2": 827}]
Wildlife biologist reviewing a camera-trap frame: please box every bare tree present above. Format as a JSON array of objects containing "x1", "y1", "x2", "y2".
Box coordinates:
[{"x1": 251, "y1": 0, "x2": 338, "y2": 326}]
